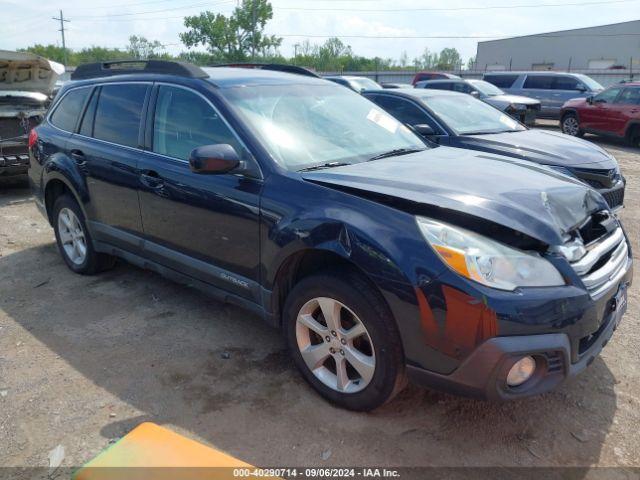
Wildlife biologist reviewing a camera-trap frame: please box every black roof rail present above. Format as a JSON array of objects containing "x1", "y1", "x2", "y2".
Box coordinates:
[
  {"x1": 212, "y1": 63, "x2": 320, "y2": 78},
  {"x1": 71, "y1": 60, "x2": 209, "y2": 80}
]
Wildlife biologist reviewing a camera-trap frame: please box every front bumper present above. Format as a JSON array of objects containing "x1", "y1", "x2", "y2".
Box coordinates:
[{"x1": 407, "y1": 259, "x2": 632, "y2": 400}]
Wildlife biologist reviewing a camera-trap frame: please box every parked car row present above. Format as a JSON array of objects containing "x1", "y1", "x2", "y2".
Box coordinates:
[{"x1": 27, "y1": 61, "x2": 632, "y2": 411}]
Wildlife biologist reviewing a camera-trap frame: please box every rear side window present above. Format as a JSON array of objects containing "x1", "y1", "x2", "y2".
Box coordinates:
[
  {"x1": 368, "y1": 95, "x2": 432, "y2": 128},
  {"x1": 451, "y1": 83, "x2": 470, "y2": 93},
  {"x1": 79, "y1": 89, "x2": 98, "y2": 137},
  {"x1": 93, "y1": 84, "x2": 148, "y2": 148},
  {"x1": 484, "y1": 74, "x2": 518, "y2": 88},
  {"x1": 152, "y1": 85, "x2": 243, "y2": 160},
  {"x1": 49, "y1": 88, "x2": 91, "y2": 132},
  {"x1": 427, "y1": 82, "x2": 451, "y2": 91},
  {"x1": 553, "y1": 76, "x2": 581, "y2": 90},
  {"x1": 523, "y1": 75, "x2": 554, "y2": 89}
]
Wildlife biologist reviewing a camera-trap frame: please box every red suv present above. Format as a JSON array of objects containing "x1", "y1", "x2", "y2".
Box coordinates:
[
  {"x1": 561, "y1": 82, "x2": 640, "y2": 147},
  {"x1": 411, "y1": 71, "x2": 460, "y2": 85}
]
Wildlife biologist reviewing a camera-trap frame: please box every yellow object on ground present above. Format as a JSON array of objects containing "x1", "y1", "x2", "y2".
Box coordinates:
[{"x1": 74, "y1": 422, "x2": 280, "y2": 480}]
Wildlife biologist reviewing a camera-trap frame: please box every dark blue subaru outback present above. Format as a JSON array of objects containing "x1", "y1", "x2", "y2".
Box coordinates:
[{"x1": 29, "y1": 61, "x2": 632, "y2": 411}]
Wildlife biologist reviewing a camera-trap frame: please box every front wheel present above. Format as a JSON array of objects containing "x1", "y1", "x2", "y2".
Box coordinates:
[
  {"x1": 283, "y1": 269, "x2": 406, "y2": 411},
  {"x1": 561, "y1": 113, "x2": 583, "y2": 137}
]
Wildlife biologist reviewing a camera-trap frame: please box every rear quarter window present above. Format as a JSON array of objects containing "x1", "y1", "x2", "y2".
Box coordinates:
[
  {"x1": 553, "y1": 76, "x2": 581, "y2": 90},
  {"x1": 93, "y1": 84, "x2": 149, "y2": 148},
  {"x1": 484, "y1": 74, "x2": 518, "y2": 88},
  {"x1": 49, "y1": 87, "x2": 91, "y2": 132},
  {"x1": 523, "y1": 75, "x2": 554, "y2": 89}
]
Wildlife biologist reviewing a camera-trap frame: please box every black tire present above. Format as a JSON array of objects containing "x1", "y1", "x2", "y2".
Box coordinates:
[
  {"x1": 283, "y1": 268, "x2": 406, "y2": 411},
  {"x1": 627, "y1": 125, "x2": 640, "y2": 148},
  {"x1": 52, "y1": 194, "x2": 116, "y2": 274},
  {"x1": 561, "y1": 112, "x2": 584, "y2": 137}
]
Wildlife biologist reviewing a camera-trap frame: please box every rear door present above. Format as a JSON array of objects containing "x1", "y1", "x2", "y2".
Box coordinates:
[
  {"x1": 137, "y1": 83, "x2": 262, "y2": 301},
  {"x1": 70, "y1": 82, "x2": 149, "y2": 251}
]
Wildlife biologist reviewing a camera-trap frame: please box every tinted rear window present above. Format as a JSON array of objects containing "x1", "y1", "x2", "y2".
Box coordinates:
[
  {"x1": 523, "y1": 75, "x2": 554, "y2": 89},
  {"x1": 93, "y1": 84, "x2": 148, "y2": 148},
  {"x1": 553, "y1": 76, "x2": 581, "y2": 90},
  {"x1": 484, "y1": 74, "x2": 518, "y2": 88},
  {"x1": 50, "y1": 87, "x2": 91, "y2": 132}
]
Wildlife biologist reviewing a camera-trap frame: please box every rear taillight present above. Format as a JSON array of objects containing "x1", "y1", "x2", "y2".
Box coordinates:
[{"x1": 28, "y1": 128, "x2": 38, "y2": 149}]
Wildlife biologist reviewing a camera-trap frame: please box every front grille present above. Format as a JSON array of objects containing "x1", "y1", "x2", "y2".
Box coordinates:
[
  {"x1": 602, "y1": 186, "x2": 625, "y2": 210},
  {"x1": 568, "y1": 225, "x2": 630, "y2": 298},
  {"x1": 573, "y1": 167, "x2": 619, "y2": 189}
]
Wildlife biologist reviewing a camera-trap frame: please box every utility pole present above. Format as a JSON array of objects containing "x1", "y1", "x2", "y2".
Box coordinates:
[{"x1": 52, "y1": 10, "x2": 70, "y2": 66}]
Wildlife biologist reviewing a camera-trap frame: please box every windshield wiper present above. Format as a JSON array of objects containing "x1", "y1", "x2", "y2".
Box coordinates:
[
  {"x1": 297, "y1": 162, "x2": 351, "y2": 172},
  {"x1": 368, "y1": 147, "x2": 425, "y2": 161}
]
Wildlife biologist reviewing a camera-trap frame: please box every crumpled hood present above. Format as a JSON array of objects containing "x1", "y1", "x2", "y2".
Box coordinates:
[
  {"x1": 0, "y1": 50, "x2": 64, "y2": 94},
  {"x1": 486, "y1": 94, "x2": 540, "y2": 106},
  {"x1": 455, "y1": 128, "x2": 616, "y2": 168},
  {"x1": 302, "y1": 147, "x2": 608, "y2": 246}
]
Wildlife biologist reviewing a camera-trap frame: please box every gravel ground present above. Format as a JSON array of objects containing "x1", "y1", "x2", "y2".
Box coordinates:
[{"x1": 0, "y1": 131, "x2": 639, "y2": 472}]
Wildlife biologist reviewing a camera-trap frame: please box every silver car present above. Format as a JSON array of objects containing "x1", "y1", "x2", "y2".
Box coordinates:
[
  {"x1": 415, "y1": 78, "x2": 541, "y2": 125},
  {"x1": 483, "y1": 72, "x2": 603, "y2": 119}
]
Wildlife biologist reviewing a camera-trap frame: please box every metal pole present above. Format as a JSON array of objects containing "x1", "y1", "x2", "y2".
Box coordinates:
[{"x1": 52, "y1": 10, "x2": 69, "y2": 66}]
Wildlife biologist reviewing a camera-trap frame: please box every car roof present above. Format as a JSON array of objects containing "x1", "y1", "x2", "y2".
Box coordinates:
[
  {"x1": 324, "y1": 75, "x2": 371, "y2": 81},
  {"x1": 420, "y1": 79, "x2": 466, "y2": 84},
  {"x1": 484, "y1": 71, "x2": 583, "y2": 76},
  {"x1": 620, "y1": 82, "x2": 640, "y2": 87},
  {"x1": 365, "y1": 88, "x2": 468, "y2": 99},
  {"x1": 67, "y1": 67, "x2": 329, "y2": 89}
]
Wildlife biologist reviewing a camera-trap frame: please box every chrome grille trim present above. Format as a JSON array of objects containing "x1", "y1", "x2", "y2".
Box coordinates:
[
  {"x1": 566, "y1": 226, "x2": 630, "y2": 298},
  {"x1": 571, "y1": 228, "x2": 624, "y2": 275}
]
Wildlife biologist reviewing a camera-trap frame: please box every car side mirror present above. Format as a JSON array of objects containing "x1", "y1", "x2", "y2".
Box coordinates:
[
  {"x1": 576, "y1": 85, "x2": 587, "y2": 93},
  {"x1": 587, "y1": 96, "x2": 594, "y2": 104},
  {"x1": 189, "y1": 144, "x2": 240, "y2": 174},
  {"x1": 412, "y1": 124, "x2": 436, "y2": 136},
  {"x1": 469, "y1": 90, "x2": 480, "y2": 98}
]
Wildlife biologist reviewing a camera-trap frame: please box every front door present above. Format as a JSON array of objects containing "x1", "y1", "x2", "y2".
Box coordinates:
[
  {"x1": 580, "y1": 87, "x2": 623, "y2": 133},
  {"x1": 137, "y1": 84, "x2": 262, "y2": 301}
]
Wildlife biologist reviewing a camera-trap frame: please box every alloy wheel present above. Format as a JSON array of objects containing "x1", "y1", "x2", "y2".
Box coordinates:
[
  {"x1": 295, "y1": 297, "x2": 375, "y2": 393},
  {"x1": 562, "y1": 116, "x2": 580, "y2": 136},
  {"x1": 58, "y1": 207, "x2": 87, "y2": 265}
]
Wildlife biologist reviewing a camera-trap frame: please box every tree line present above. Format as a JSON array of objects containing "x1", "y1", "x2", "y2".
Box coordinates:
[{"x1": 21, "y1": 0, "x2": 475, "y2": 71}]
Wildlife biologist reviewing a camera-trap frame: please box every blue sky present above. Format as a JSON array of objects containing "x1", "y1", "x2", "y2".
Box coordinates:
[{"x1": 2, "y1": 0, "x2": 637, "y2": 64}]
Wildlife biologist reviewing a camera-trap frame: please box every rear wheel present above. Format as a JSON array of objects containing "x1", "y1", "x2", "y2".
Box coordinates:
[
  {"x1": 561, "y1": 113, "x2": 583, "y2": 137},
  {"x1": 627, "y1": 125, "x2": 640, "y2": 148},
  {"x1": 53, "y1": 194, "x2": 116, "y2": 274},
  {"x1": 284, "y1": 269, "x2": 406, "y2": 411}
]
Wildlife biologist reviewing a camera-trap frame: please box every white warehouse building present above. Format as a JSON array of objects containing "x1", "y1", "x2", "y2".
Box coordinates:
[{"x1": 475, "y1": 20, "x2": 640, "y2": 71}]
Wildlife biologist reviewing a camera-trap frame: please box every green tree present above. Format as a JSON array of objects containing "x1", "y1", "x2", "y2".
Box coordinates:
[
  {"x1": 127, "y1": 35, "x2": 166, "y2": 60},
  {"x1": 19, "y1": 44, "x2": 67, "y2": 64},
  {"x1": 436, "y1": 47, "x2": 462, "y2": 70},
  {"x1": 466, "y1": 56, "x2": 477, "y2": 70},
  {"x1": 180, "y1": 0, "x2": 281, "y2": 62}
]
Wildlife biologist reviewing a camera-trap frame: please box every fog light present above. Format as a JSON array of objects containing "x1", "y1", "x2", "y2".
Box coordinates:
[{"x1": 506, "y1": 356, "x2": 536, "y2": 387}]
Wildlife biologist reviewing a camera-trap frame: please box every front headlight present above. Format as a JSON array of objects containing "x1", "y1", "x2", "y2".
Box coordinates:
[{"x1": 416, "y1": 217, "x2": 565, "y2": 291}]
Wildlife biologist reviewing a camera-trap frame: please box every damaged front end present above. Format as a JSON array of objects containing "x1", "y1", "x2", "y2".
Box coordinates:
[{"x1": 0, "y1": 51, "x2": 64, "y2": 178}]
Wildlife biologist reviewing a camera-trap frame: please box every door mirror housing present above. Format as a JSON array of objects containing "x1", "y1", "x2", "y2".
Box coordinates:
[
  {"x1": 189, "y1": 144, "x2": 240, "y2": 174},
  {"x1": 576, "y1": 85, "x2": 587, "y2": 93},
  {"x1": 469, "y1": 90, "x2": 480, "y2": 98},
  {"x1": 412, "y1": 124, "x2": 436, "y2": 136}
]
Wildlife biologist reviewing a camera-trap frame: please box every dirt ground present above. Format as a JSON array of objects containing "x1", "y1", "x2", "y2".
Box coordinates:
[{"x1": 1, "y1": 128, "x2": 639, "y2": 472}]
